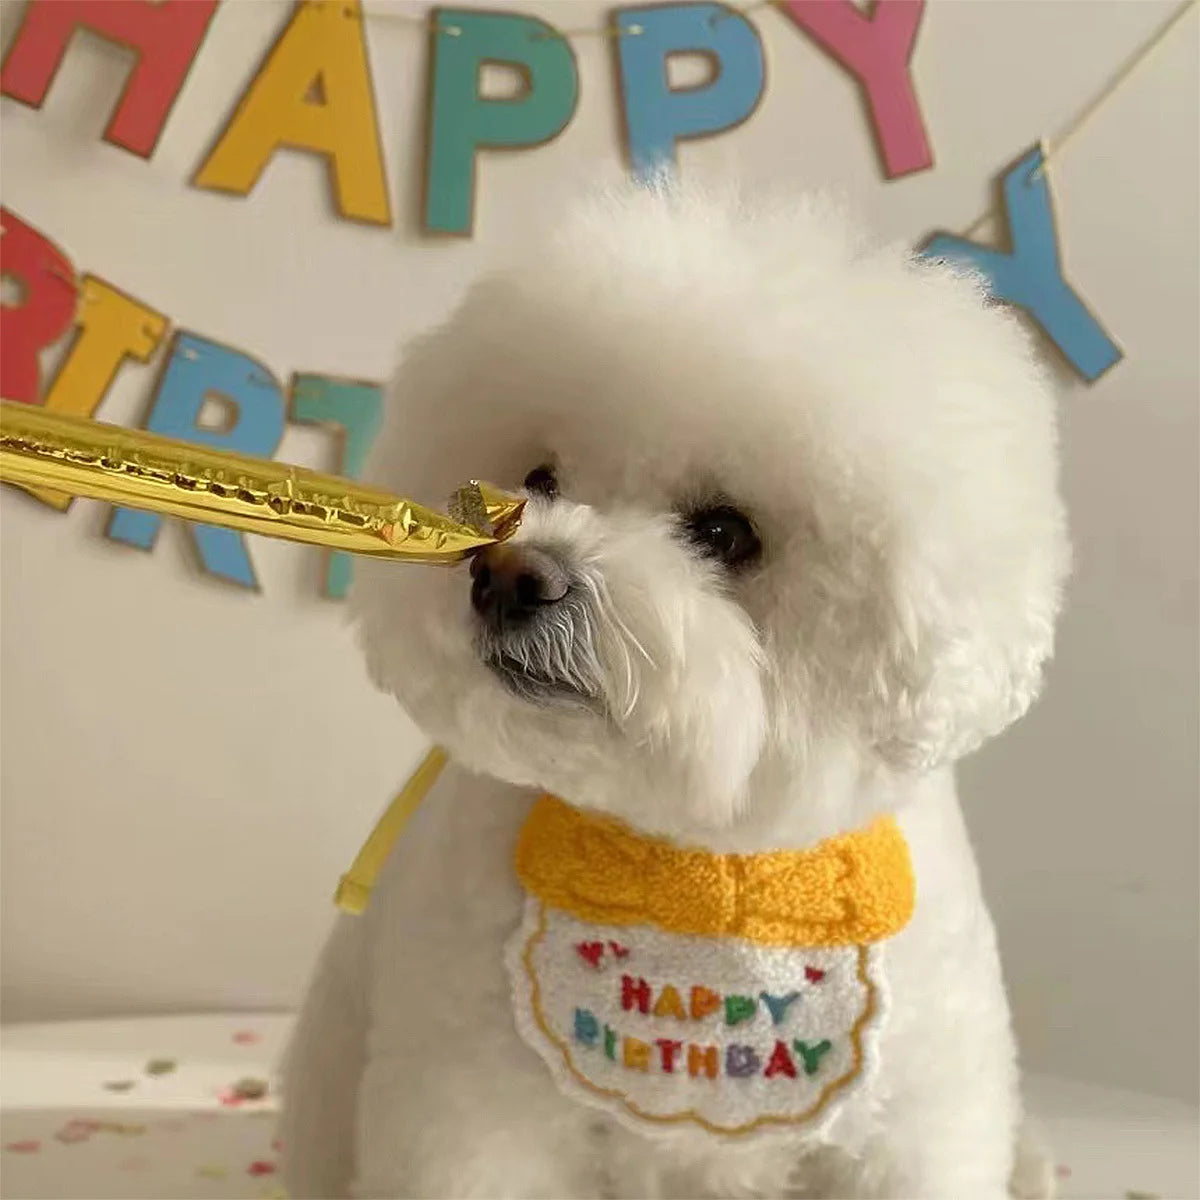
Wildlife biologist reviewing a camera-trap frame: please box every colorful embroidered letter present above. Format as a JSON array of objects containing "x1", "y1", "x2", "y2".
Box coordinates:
[
  {"x1": 921, "y1": 144, "x2": 1121, "y2": 382},
  {"x1": 603, "y1": 1025, "x2": 618, "y2": 1061},
  {"x1": 623, "y1": 1036, "x2": 651, "y2": 1071},
  {"x1": 764, "y1": 1039, "x2": 798, "y2": 1079},
  {"x1": 614, "y1": 3, "x2": 765, "y2": 181},
  {"x1": 777, "y1": 0, "x2": 931, "y2": 178},
  {"x1": 194, "y1": 0, "x2": 390, "y2": 225},
  {"x1": 655, "y1": 1038, "x2": 683, "y2": 1073},
  {"x1": 687, "y1": 1043, "x2": 719, "y2": 1079},
  {"x1": 793, "y1": 1038, "x2": 833, "y2": 1076},
  {"x1": 0, "y1": 209, "x2": 76, "y2": 405},
  {"x1": 288, "y1": 374, "x2": 383, "y2": 596},
  {"x1": 424, "y1": 9, "x2": 578, "y2": 235},
  {"x1": 690, "y1": 985, "x2": 722, "y2": 1021},
  {"x1": 652, "y1": 984, "x2": 687, "y2": 1020},
  {"x1": 725, "y1": 1044, "x2": 760, "y2": 1078},
  {"x1": 621, "y1": 975, "x2": 651, "y2": 1015},
  {"x1": 106, "y1": 332, "x2": 285, "y2": 588},
  {"x1": 724, "y1": 994, "x2": 757, "y2": 1026},
  {"x1": 573, "y1": 1008, "x2": 599, "y2": 1046},
  {"x1": 33, "y1": 276, "x2": 168, "y2": 510},
  {"x1": 760, "y1": 991, "x2": 801, "y2": 1025},
  {"x1": 0, "y1": 0, "x2": 219, "y2": 157}
]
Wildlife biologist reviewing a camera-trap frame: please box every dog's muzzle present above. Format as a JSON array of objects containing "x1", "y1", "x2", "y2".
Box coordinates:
[
  {"x1": 470, "y1": 543, "x2": 602, "y2": 704},
  {"x1": 470, "y1": 544, "x2": 569, "y2": 631}
]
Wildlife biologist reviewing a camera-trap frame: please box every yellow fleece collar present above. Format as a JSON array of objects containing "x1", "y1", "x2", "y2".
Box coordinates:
[{"x1": 515, "y1": 795, "x2": 915, "y2": 948}]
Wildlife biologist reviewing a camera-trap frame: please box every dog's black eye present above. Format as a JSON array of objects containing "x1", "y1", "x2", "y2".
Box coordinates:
[
  {"x1": 523, "y1": 464, "x2": 558, "y2": 499},
  {"x1": 684, "y1": 505, "x2": 761, "y2": 570}
]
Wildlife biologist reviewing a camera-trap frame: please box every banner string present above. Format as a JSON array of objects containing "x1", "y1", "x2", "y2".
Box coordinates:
[{"x1": 959, "y1": 0, "x2": 1195, "y2": 238}]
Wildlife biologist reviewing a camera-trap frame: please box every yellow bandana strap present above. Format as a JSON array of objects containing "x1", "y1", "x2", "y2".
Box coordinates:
[{"x1": 334, "y1": 745, "x2": 448, "y2": 914}]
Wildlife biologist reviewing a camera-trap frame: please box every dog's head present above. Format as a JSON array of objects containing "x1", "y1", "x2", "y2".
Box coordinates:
[{"x1": 353, "y1": 186, "x2": 1068, "y2": 840}]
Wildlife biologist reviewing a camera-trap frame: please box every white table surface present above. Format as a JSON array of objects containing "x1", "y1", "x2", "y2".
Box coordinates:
[{"x1": 2, "y1": 1014, "x2": 1196, "y2": 1199}]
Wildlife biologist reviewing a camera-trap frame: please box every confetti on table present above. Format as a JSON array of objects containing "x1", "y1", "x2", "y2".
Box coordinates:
[
  {"x1": 248, "y1": 1159, "x2": 277, "y2": 1175},
  {"x1": 5, "y1": 1139, "x2": 41, "y2": 1153},
  {"x1": 233, "y1": 1029, "x2": 261, "y2": 1045},
  {"x1": 233, "y1": 1076, "x2": 270, "y2": 1100},
  {"x1": 1056, "y1": 1164, "x2": 1072, "y2": 1178},
  {"x1": 104, "y1": 1079, "x2": 136, "y2": 1092},
  {"x1": 196, "y1": 1164, "x2": 227, "y2": 1180},
  {"x1": 145, "y1": 1057, "x2": 177, "y2": 1076},
  {"x1": 98, "y1": 1120, "x2": 147, "y2": 1136},
  {"x1": 1125, "y1": 1191, "x2": 1162, "y2": 1200}
]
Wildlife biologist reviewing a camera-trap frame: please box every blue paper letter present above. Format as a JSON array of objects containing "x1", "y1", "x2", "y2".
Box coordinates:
[
  {"x1": 921, "y1": 144, "x2": 1121, "y2": 382},
  {"x1": 107, "y1": 332, "x2": 285, "y2": 588},
  {"x1": 615, "y1": 3, "x2": 765, "y2": 181},
  {"x1": 289, "y1": 374, "x2": 383, "y2": 598},
  {"x1": 424, "y1": 9, "x2": 578, "y2": 235}
]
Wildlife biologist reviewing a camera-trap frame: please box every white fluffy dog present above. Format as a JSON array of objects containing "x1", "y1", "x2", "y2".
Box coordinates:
[{"x1": 282, "y1": 184, "x2": 1068, "y2": 1199}]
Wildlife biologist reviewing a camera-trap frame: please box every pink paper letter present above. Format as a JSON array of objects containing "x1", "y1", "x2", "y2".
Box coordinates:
[{"x1": 779, "y1": 0, "x2": 932, "y2": 178}]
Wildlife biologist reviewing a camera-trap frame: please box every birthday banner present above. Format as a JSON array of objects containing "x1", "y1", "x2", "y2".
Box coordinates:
[{"x1": 2, "y1": 0, "x2": 1162, "y2": 596}]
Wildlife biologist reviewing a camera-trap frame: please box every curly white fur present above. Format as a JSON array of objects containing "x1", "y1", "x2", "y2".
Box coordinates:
[{"x1": 282, "y1": 182, "x2": 1069, "y2": 1199}]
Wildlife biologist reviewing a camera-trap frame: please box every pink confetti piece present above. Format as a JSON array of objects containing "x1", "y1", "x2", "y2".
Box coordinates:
[
  {"x1": 219, "y1": 1090, "x2": 245, "y2": 1107},
  {"x1": 248, "y1": 1159, "x2": 277, "y2": 1176},
  {"x1": 233, "y1": 1030, "x2": 261, "y2": 1045},
  {"x1": 54, "y1": 1127, "x2": 90, "y2": 1144},
  {"x1": 1056, "y1": 1164, "x2": 1072, "y2": 1179},
  {"x1": 5, "y1": 1139, "x2": 40, "y2": 1153}
]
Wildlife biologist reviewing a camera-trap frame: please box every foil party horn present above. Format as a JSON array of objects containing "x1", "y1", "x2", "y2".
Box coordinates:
[{"x1": 0, "y1": 401, "x2": 524, "y2": 563}]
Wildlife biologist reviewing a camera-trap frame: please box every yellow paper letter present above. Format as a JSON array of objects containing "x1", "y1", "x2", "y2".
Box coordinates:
[{"x1": 193, "y1": 0, "x2": 391, "y2": 226}]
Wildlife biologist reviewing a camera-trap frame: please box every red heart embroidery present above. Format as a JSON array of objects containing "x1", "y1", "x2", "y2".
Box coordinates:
[
  {"x1": 609, "y1": 941, "x2": 630, "y2": 959},
  {"x1": 575, "y1": 941, "x2": 605, "y2": 968},
  {"x1": 805, "y1": 966, "x2": 826, "y2": 983}
]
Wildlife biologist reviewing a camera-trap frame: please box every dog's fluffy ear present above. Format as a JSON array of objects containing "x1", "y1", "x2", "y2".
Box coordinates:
[{"x1": 849, "y1": 262, "x2": 1071, "y2": 772}]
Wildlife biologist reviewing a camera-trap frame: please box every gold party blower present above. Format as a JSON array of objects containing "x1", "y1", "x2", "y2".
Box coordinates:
[{"x1": 0, "y1": 400, "x2": 525, "y2": 559}]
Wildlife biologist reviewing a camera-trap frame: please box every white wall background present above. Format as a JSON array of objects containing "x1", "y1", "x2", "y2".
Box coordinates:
[{"x1": 1, "y1": 0, "x2": 1196, "y2": 1102}]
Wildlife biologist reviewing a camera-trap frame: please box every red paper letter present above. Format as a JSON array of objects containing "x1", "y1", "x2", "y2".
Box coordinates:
[
  {"x1": 0, "y1": 209, "x2": 77, "y2": 404},
  {"x1": 778, "y1": 0, "x2": 932, "y2": 179},
  {"x1": 0, "y1": 0, "x2": 219, "y2": 157}
]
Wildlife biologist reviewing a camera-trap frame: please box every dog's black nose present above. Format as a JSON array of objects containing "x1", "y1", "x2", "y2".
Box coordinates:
[{"x1": 470, "y1": 544, "x2": 569, "y2": 625}]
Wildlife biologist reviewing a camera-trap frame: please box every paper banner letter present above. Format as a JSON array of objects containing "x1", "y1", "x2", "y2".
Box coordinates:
[
  {"x1": 424, "y1": 9, "x2": 579, "y2": 235},
  {"x1": 289, "y1": 374, "x2": 383, "y2": 597},
  {"x1": 0, "y1": 209, "x2": 77, "y2": 405},
  {"x1": 194, "y1": 0, "x2": 391, "y2": 226},
  {"x1": 29, "y1": 277, "x2": 169, "y2": 511},
  {"x1": 921, "y1": 144, "x2": 1122, "y2": 382},
  {"x1": 107, "y1": 332, "x2": 286, "y2": 588},
  {"x1": 778, "y1": 0, "x2": 931, "y2": 178},
  {"x1": 0, "y1": 0, "x2": 219, "y2": 157},
  {"x1": 613, "y1": 3, "x2": 765, "y2": 181}
]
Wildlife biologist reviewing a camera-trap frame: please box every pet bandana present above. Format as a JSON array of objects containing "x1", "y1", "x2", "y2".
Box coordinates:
[{"x1": 506, "y1": 795, "x2": 915, "y2": 1139}]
